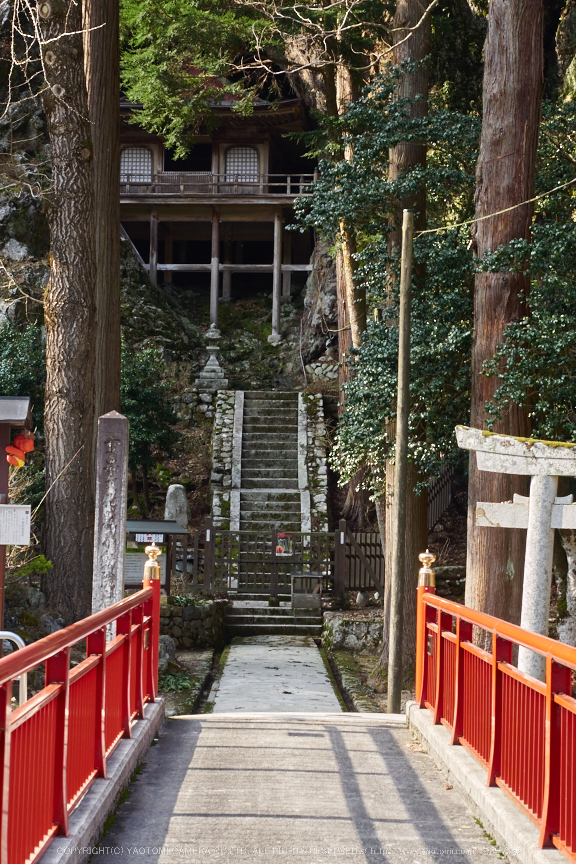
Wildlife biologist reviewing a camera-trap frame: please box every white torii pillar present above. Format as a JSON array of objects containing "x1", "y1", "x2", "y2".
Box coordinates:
[{"x1": 456, "y1": 425, "x2": 576, "y2": 680}]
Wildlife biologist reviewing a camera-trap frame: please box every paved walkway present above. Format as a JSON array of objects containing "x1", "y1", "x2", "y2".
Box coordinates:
[
  {"x1": 210, "y1": 636, "x2": 342, "y2": 713},
  {"x1": 94, "y1": 637, "x2": 505, "y2": 864},
  {"x1": 98, "y1": 713, "x2": 502, "y2": 864}
]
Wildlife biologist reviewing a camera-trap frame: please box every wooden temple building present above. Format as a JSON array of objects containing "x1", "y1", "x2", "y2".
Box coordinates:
[{"x1": 119, "y1": 96, "x2": 317, "y2": 342}]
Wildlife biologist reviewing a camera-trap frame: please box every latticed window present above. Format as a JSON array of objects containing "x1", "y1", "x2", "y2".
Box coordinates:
[
  {"x1": 120, "y1": 147, "x2": 153, "y2": 183},
  {"x1": 224, "y1": 146, "x2": 259, "y2": 181}
]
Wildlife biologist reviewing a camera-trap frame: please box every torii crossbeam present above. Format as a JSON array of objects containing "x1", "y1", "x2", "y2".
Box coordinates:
[{"x1": 456, "y1": 425, "x2": 576, "y2": 680}]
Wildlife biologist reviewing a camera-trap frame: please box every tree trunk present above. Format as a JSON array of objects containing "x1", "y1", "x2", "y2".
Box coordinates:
[
  {"x1": 466, "y1": 0, "x2": 544, "y2": 626},
  {"x1": 40, "y1": 0, "x2": 97, "y2": 622},
  {"x1": 379, "y1": 0, "x2": 431, "y2": 668},
  {"x1": 84, "y1": 0, "x2": 121, "y2": 417}
]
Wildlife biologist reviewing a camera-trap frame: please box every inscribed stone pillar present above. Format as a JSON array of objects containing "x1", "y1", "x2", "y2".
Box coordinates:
[
  {"x1": 149, "y1": 209, "x2": 158, "y2": 288},
  {"x1": 210, "y1": 208, "x2": 220, "y2": 327},
  {"x1": 269, "y1": 211, "x2": 282, "y2": 344},
  {"x1": 92, "y1": 411, "x2": 129, "y2": 613},
  {"x1": 165, "y1": 484, "x2": 190, "y2": 528}
]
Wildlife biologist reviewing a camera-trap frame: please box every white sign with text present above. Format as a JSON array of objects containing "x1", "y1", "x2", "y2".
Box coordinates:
[{"x1": 0, "y1": 505, "x2": 31, "y2": 545}]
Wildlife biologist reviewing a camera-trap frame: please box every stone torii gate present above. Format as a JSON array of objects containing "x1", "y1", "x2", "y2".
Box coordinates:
[{"x1": 456, "y1": 425, "x2": 576, "y2": 680}]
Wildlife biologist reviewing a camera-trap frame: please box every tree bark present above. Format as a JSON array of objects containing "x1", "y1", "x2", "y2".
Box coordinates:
[
  {"x1": 40, "y1": 0, "x2": 97, "y2": 622},
  {"x1": 466, "y1": 0, "x2": 544, "y2": 626},
  {"x1": 379, "y1": 0, "x2": 430, "y2": 669},
  {"x1": 84, "y1": 0, "x2": 121, "y2": 417}
]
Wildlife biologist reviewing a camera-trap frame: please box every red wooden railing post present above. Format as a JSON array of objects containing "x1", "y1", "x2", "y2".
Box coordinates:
[
  {"x1": 86, "y1": 627, "x2": 107, "y2": 779},
  {"x1": 539, "y1": 657, "x2": 571, "y2": 848},
  {"x1": 434, "y1": 610, "x2": 452, "y2": 725},
  {"x1": 116, "y1": 612, "x2": 132, "y2": 739},
  {"x1": 132, "y1": 604, "x2": 145, "y2": 719},
  {"x1": 451, "y1": 616, "x2": 472, "y2": 745},
  {"x1": 487, "y1": 634, "x2": 513, "y2": 786},
  {"x1": 0, "y1": 681, "x2": 12, "y2": 864},
  {"x1": 46, "y1": 648, "x2": 70, "y2": 836}
]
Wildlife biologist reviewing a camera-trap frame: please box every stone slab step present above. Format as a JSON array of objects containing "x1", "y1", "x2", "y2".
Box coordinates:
[
  {"x1": 225, "y1": 623, "x2": 323, "y2": 637},
  {"x1": 233, "y1": 592, "x2": 292, "y2": 601},
  {"x1": 242, "y1": 479, "x2": 299, "y2": 489},
  {"x1": 240, "y1": 490, "x2": 301, "y2": 500},
  {"x1": 242, "y1": 448, "x2": 298, "y2": 459},
  {"x1": 226, "y1": 605, "x2": 320, "y2": 617},
  {"x1": 225, "y1": 613, "x2": 322, "y2": 625},
  {"x1": 240, "y1": 503, "x2": 301, "y2": 514},
  {"x1": 242, "y1": 468, "x2": 298, "y2": 478},
  {"x1": 244, "y1": 392, "x2": 298, "y2": 402}
]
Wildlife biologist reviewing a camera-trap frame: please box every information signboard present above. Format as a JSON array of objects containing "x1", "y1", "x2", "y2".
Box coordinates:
[
  {"x1": 0, "y1": 505, "x2": 31, "y2": 545},
  {"x1": 124, "y1": 550, "x2": 167, "y2": 586}
]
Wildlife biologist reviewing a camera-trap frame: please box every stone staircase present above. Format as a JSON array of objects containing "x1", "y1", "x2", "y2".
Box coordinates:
[
  {"x1": 224, "y1": 390, "x2": 322, "y2": 638},
  {"x1": 240, "y1": 391, "x2": 300, "y2": 531}
]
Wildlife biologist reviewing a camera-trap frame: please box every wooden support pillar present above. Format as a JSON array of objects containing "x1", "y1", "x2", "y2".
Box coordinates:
[
  {"x1": 222, "y1": 224, "x2": 232, "y2": 302},
  {"x1": 282, "y1": 227, "x2": 292, "y2": 299},
  {"x1": 149, "y1": 208, "x2": 158, "y2": 288},
  {"x1": 210, "y1": 209, "x2": 220, "y2": 327},
  {"x1": 164, "y1": 224, "x2": 173, "y2": 284},
  {"x1": 269, "y1": 211, "x2": 282, "y2": 344}
]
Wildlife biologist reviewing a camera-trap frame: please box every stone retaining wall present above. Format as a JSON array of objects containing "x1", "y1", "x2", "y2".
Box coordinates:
[
  {"x1": 159, "y1": 599, "x2": 227, "y2": 648},
  {"x1": 211, "y1": 390, "x2": 236, "y2": 529},
  {"x1": 322, "y1": 611, "x2": 383, "y2": 654}
]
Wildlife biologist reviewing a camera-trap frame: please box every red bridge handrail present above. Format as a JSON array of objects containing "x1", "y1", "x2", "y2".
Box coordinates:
[
  {"x1": 0, "y1": 587, "x2": 153, "y2": 686},
  {"x1": 419, "y1": 591, "x2": 576, "y2": 669},
  {"x1": 415, "y1": 586, "x2": 576, "y2": 862},
  {"x1": 3, "y1": 578, "x2": 161, "y2": 864}
]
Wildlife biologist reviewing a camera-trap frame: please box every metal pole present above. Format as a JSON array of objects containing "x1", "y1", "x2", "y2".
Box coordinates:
[{"x1": 387, "y1": 209, "x2": 414, "y2": 714}]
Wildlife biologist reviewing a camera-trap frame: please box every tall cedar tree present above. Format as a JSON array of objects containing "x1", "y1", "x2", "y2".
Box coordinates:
[
  {"x1": 84, "y1": 0, "x2": 122, "y2": 418},
  {"x1": 39, "y1": 0, "x2": 97, "y2": 621},
  {"x1": 466, "y1": 0, "x2": 544, "y2": 627}
]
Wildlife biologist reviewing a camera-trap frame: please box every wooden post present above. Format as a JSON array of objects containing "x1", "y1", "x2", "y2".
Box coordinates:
[
  {"x1": 269, "y1": 212, "x2": 282, "y2": 343},
  {"x1": 149, "y1": 208, "x2": 158, "y2": 288},
  {"x1": 210, "y1": 209, "x2": 220, "y2": 327},
  {"x1": 164, "y1": 223, "x2": 173, "y2": 284},
  {"x1": 388, "y1": 209, "x2": 414, "y2": 714},
  {"x1": 222, "y1": 224, "x2": 232, "y2": 302},
  {"x1": 282, "y1": 227, "x2": 292, "y2": 298}
]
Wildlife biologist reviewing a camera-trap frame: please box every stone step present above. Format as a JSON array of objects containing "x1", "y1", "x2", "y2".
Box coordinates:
[
  {"x1": 225, "y1": 622, "x2": 323, "y2": 637},
  {"x1": 240, "y1": 492, "x2": 301, "y2": 503},
  {"x1": 243, "y1": 408, "x2": 298, "y2": 418},
  {"x1": 242, "y1": 478, "x2": 299, "y2": 490},
  {"x1": 225, "y1": 609, "x2": 321, "y2": 622},
  {"x1": 242, "y1": 467, "x2": 298, "y2": 478},
  {"x1": 242, "y1": 423, "x2": 298, "y2": 434},
  {"x1": 234, "y1": 591, "x2": 292, "y2": 600},
  {"x1": 241, "y1": 460, "x2": 299, "y2": 473},
  {"x1": 240, "y1": 501, "x2": 301, "y2": 513},
  {"x1": 244, "y1": 392, "x2": 298, "y2": 402},
  {"x1": 242, "y1": 448, "x2": 298, "y2": 460}
]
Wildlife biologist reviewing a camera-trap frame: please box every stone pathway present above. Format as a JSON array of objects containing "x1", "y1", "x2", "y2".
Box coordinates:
[
  {"x1": 209, "y1": 636, "x2": 342, "y2": 713},
  {"x1": 97, "y1": 713, "x2": 506, "y2": 864}
]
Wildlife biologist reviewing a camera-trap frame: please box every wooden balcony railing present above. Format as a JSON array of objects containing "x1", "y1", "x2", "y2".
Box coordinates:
[{"x1": 119, "y1": 172, "x2": 316, "y2": 197}]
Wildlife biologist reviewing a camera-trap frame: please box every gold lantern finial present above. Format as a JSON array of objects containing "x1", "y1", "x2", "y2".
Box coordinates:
[
  {"x1": 143, "y1": 542, "x2": 161, "y2": 580},
  {"x1": 418, "y1": 549, "x2": 436, "y2": 587}
]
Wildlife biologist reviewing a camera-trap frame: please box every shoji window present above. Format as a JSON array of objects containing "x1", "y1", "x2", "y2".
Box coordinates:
[
  {"x1": 224, "y1": 146, "x2": 259, "y2": 181},
  {"x1": 120, "y1": 147, "x2": 153, "y2": 182}
]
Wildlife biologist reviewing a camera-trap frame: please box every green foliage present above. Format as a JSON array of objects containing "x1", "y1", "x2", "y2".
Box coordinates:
[
  {"x1": 158, "y1": 671, "x2": 194, "y2": 691},
  {"x1": 12, "y1": 554, "x2": 52, "y2": 580},
  {"x1": 168, "y1": 594, "x2": 207, "y2": 606},
  {"x1": 296, "y1": 70, "x2": 478, "y2": 490},
  {"x1": 0, "y1": 323, "x2": 45, "y2": 431},
  {"x1": 120, "y1": 337, "x2": 179, "y2": 472},
  {"x1": 120, "y1": 0, "x2": 266, "y2": 154}
]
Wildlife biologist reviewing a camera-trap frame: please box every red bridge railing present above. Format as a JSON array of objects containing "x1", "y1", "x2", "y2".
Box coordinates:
[
  {"x1": 416, "y1": 586, "x2": 576, "y2": 862},
  {"x1": 1, "y1": 577, "x2": 160, "y2": 864}
]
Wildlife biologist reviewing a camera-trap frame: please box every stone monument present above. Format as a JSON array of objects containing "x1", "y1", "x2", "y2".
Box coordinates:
[
  {"x1": 165, "y1": 484, "x2": 190, "y2": 528},
  {"x1": 92, "y1": 411, "x2": 129, "y2": 615},
  {"x1": 456, "y1": 425, "x2": 576, "y2": 679}
]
